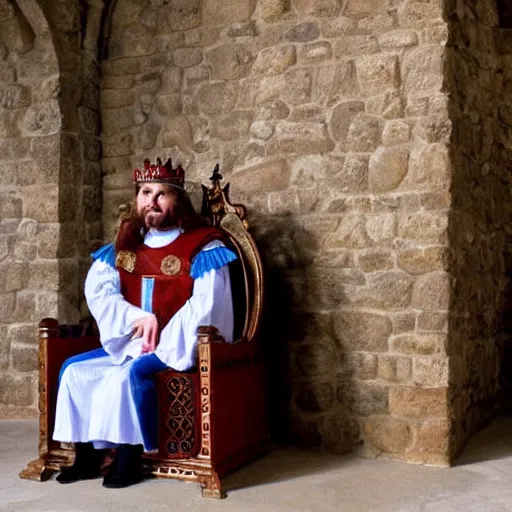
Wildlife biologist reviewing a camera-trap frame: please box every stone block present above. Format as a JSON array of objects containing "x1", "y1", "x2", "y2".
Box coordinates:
[
  {"x1": 333, "y1": 310, "x2": 392, "y2": 352},
  {"x1": 365, "y1": 213, "x2": 396, "y2": 244},
  {"x1": 346, "y1": 271, "x2": 414, "y2": 310},
  {"x1": 285, "y1": 23, "x2": 320, "y2": 42},
  {"x1": 410, "y1": 271, "x2": 450, "y2": 313},
  {"x1": 344, "y1": 0, "x2": 387, "y2": 15},
  {"x1": 1, "y1": 84, "x2": 30, "y2": 109},
  {"x1": 162, "y1": 114, "x2": 193, "y2": 150},
  {"x1": 369, "y1": 147, "x2": 409, "y2": 193},
  {"x1": 321, "y1": 16, "x2": 357, "y2": 38},
  {"x1": 397, "y1": 247, "x2": 446, "y2": 275},
  {"x1": 378, "y1": 354, "x2": 412, "y2": 382},
  {"x1": 230, "y1": 159, "x2": 290, "y2": 193},
  {"x1": 0, "y1": 138, "x2": 30, "y2": 161},
  {"x1": 111, "y1": 25, "x2": 157, "y2": 59},
  {"x1": 413, "y1": 356, "x2": 449, "y2": 386},
  {"x1": 389, "y1": 387, "x2": 449, "y2": 419},
  {"x1": 2, "y1": 261, "x2": 25, "y2": 292},
  {"x1": 322, "y1": 413, "x2": 360, "y2": 454},
  {"x1": 417, "y1": 311, "x2": 447, "y2": 332},
  {"x1": 323, "y1": 214, "x2": 368, "y2": 249},
  {"x1": 295, "y1": 0, "x2": 341, "y2": 17},
  {"x1": 203, "y1": 0, "x2": 256, "y2": 25},
  {"x1": 402, "y1": 46, "x2": 443, "y2": 94},
  {"x1": 398, "y1": 212, "x2": 448, "y2": 244},
  {"x1": 267, "y1": 121, "x2": 334, "y2": 156},
  {"x1": 364, "y1": 416, "x2": 412, "y2": 453},
  {"x1": 358, "y1": 250, "x2": 394, "y2": 272},
  {"x1": 409, "y1": 419, "x2": 450, "y2": 455},
  {"x1": 294, "y1": 379, "x2": 335, "y2": 413},
  {"x1": 20, "y1": 100, "x2": 61, "y2": 136},
  {"x1": 173, "y1": 47, "x2": 203, "y2": 68},
  {"x1": 331, "y1": 154, "x2": 367, "y2": 194},
  {"x1": 0, "y1": 190, "x2": 21, "y2": 219},
  {"x1": 102, "y1": 132, "x2": 133, "y2": 158},
  {"x1": 349, "y1": 352, "x2": 378, "y2": 380},
  {"x1": 252, "y1": 45, "x2": 296, "y2": 76},
  {"x1": 35, "y1": 290, "x2": 58, "y2": 319},
  {"x1": 207, "y1": 44, "x2": 253, "y2": 81},
  {"x1": 0, "y1": 373, "x2": 35, "y2": 406},
  {"x1": 397, "y1": 0, "x2": 444, "y2": 29},
  {"x1": 379, "y1": 30, "x2": 418, "y2": 49},
  {"x1": 298, "y1": 42, "x2": 332, "y2": 64},
  {"x1": 101, "y1": 89, "x2": 134, "y2": 109},
  {"x1": 102, "y1": 107, "x2": 134, "y2": 135},
  {"x1": 391, "y1": 333, "x2": 447, "y2": 356},
  {"x1": 102, "y1": 74, "x2": 134, "y2": 90},
  {"x1": 382, "y1": 120, "x2": 411, "y2": 146},
  {"x1": 260, "y1": 0, "x2": 289, "y2": 21},
  {"x1": 412, "y1": 115, "x2": 452, "y2": 143},
  {"x1": 328, "y1": 101, "x2": 364, "y2": 143},
  {"x1": 334, "y1": 35, "x2": 379, "y2": 58},
  {"x1": 22, "y1": 186, "x2": 59, "y2": 223},
  {"x1": 14, "y1": 291, "x2": 36, "y2": 323},
  {"x1": 0, "y1": 325, "x2": 7, "y2": 370},
  {"x1": 8, "y1": 323, "x2": 38, "y2": 346},
  {"x1": 28, "y1": 260, "x2": 59, "y2": 291},
  {"x1": 212, "y1": 110, "x2": 253, "y2": 140},
  {"x1": 222, "y1": 140, "x2": 265, "y2": 171},
  {"x1": 168, "y1": 0, "x2": 201, "y2": 30},
  {"x1": 11, "y1": 344, "x2": 37, "y2": 372},
  {"x1": 197, "y1": 82, "x2": 237, "y2": 115},
  {"x1": 356, "y1": 54, "x2": 400, "y2": 97},
  {"x1": 0, "y1": 235, "x2": 9, "y2": 261},
  {"x1": 366, "y1": 89, "x2": 404, "y2": 119},
  {"x1": 78, "y1": 107, "x2": 99, "y2": 135},
  {"x1": 351, "y1": 382, "x2": 389, "y2": 416},
  {"x1": 160, "y1": 66, "x2": 182, "y2": 93},
  {"x1": 346, "y1": 114, "x2": 381, "y2": 152}
]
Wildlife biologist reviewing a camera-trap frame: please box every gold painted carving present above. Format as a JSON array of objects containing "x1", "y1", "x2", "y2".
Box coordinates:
[
  {"x1": 116, "y1": 250, "x2": 136, "y2": 273},
  {"x1": 161, "y1": 255, "x2": 182, "y2": 276}
]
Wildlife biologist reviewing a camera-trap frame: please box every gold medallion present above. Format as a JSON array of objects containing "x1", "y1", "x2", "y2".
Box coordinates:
[
  {"x1": 116, "y1": 250, "x2": 136, "y2": 273},
  {"x1": 161, "y1": 255, "x2": 181, "y2": 276}
]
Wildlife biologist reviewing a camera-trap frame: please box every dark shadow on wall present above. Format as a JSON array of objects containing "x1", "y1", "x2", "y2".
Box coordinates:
[
  {"x1": 445, "y1": 6, "x2": 512, "y2": 460},
  {"x1": 249, "y1": 212, "x2": 357, "y2": 451}
]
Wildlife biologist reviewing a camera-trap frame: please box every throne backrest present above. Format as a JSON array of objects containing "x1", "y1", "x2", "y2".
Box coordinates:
[{"x1": 201, "y1": 165, "x2": 263, "y2": 343}]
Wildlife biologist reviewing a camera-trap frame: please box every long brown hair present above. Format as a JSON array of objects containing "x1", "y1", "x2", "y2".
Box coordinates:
[{"x1": 115, "y1": 184, "x2": 204, "y2": 252}]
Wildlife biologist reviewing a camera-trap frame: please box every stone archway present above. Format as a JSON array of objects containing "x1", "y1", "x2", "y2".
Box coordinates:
[
  {"x1": 0, "y1": 0, "x2": 61, "y2": 417},
  {"x1": 0, "y1": 0, "x2": 106, "y2": 418}
]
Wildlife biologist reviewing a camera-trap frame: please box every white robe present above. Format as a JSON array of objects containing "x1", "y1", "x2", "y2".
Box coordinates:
[{"x1": 53, "y1": 228, "x2": 234, "y2": 448}]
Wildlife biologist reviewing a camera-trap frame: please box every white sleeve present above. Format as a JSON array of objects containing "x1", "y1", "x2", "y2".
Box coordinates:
[
  {"x1": 155, "y1": 264, "x2": 234, "y2": 371},
  {"x1": 84, "y1": 260, "x2": 150, "y2": 364}
]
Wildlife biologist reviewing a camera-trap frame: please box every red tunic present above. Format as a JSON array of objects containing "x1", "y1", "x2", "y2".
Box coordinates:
[{"x1": 116, "y1": 227, "x2": 224, "y2": 332}]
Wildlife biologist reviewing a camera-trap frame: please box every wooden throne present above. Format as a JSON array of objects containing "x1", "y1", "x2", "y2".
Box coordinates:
[{"x1": 19, "y1": 165, "x2": 269, "y2": 498}]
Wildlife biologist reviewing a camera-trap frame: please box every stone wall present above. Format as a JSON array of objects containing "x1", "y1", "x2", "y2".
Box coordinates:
[
  {"x1": 101, "y1": 0, "x2": 453, "y2": 464},
  {"x1": 3, "y1": 0, "x2": 510, "y2": 467},
  {"x1": 0, "y1": 0, "x2": 104, "y2": 417},
  {"x1": 446, "y1": 0, "x2": 512, "y2": 458}
]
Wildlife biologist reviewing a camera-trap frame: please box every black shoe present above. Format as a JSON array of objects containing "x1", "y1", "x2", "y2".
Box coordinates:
[
  {"x1": 102, "y1": 444, "x2": 144, "y2": 489},
  {"x1": 56, "y1": 443, "x2": 105, "y2": 484}
]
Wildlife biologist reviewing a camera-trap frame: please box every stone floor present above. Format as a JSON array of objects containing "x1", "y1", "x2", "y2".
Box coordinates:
[{"x1": 2, "y1": 417, "x2": 512, "y2": 511}]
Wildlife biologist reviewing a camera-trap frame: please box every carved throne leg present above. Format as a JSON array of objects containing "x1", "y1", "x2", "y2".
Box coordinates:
[
  {"x1": 200, "y1": 471, "x2": 225, "y2": 499},
  {"x1": 19, "y1": 458, "x2": 56, "y2": 482}
]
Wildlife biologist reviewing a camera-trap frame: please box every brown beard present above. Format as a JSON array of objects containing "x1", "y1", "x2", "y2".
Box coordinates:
[
  {"x1": 115, "y1": 205, "x2": 179, "y2": 252},
  {"x1": 144, "y1": 208, "x2": 177, "y2": 230}
]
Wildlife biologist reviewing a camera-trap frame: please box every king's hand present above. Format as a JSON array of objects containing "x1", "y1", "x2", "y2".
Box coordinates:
[{"x1": 132, "y1": 314, "x2": 159, "y2": 354}]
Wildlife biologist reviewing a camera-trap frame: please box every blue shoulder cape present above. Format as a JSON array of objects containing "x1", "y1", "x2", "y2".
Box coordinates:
[{"x1": 91, "y1": 243, "x2": 237, "y2": 279}]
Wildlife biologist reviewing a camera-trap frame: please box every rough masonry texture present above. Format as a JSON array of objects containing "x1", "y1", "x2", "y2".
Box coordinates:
[{"x1": 1, "y1": 0, "x2": 511, "y2": 467}]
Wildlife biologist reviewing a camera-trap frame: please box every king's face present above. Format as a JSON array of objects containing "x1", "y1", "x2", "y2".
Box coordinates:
[{"x1": 136, "y1": 182, "x2": 177, "y2": 230}]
